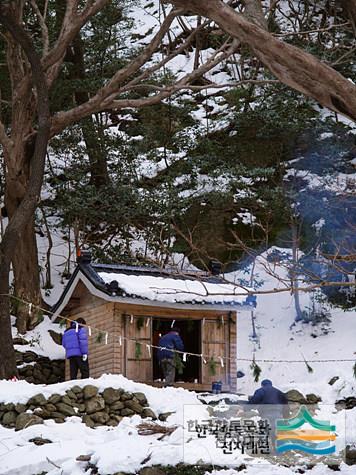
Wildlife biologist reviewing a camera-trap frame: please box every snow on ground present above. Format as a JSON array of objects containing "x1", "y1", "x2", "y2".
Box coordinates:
[
  {"x1": 12, "y1": 316, "x2": 64, "y2": 360},
  {"x1": 1, "y1": 375, "x2": 354, "y2": 475}
]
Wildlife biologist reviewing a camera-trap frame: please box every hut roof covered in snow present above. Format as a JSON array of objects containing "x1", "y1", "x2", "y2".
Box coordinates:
[{"x1": 51, "y1": 251, "x2": 255, "y2": 319}]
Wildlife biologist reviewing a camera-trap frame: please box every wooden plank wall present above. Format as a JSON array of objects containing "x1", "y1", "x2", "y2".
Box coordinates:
[
  {"x1": 123, "y1": 314, "x2": 152, "y2": 382},
  {"x1": 64, "y1": 294, "x2": 238, "y2": 391},
  {"x1": 65, "y1": 295, "x2": 115, "y2": 380}
]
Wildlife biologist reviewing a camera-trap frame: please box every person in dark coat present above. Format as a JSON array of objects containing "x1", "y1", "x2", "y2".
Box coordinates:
[
  {"x1": 62, "y1": 317, "x2": 90, "y2": 379},
  {"x1": 157, "y1": 327, "x2": 184, "y2": 385},
  {"x1": 248, "y1": 379, "x2": 288, "y2": 405},
  {"x1": 248, "y1": 379, "x2": 289, "y2": 453}
]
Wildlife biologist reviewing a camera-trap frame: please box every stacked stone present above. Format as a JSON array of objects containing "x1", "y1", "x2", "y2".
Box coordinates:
[
  {"x1": 15, "y1": 350, "x2": 65, "y2": 384},
  {"x1": 0, "y1": 385, "x2": 157, "y2": 431}
]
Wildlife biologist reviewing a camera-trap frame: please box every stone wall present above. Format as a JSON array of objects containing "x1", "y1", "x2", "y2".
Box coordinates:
[
  {"x1": 15, "y1": 350, "x2": 65, "y2": 384},
  {"x1": 0, "y1": 385, "x2": 157, "y2": 431}
]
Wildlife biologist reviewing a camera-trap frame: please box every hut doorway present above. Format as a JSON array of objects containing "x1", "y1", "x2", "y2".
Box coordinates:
[{"x1": 152, "y1": 318, "x2": 201, "y2": 383}]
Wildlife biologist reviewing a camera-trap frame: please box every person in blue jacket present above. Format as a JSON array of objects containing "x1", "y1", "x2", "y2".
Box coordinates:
[
  {"x1": 248, "y1": 379, "x2": 288, "y2": 405},
  {"x1": 157, "y1": 326, "x2": 184, "y2": 385},
  {"x1": 62, "y1": 317, "x2": 90, "y2": 379}
]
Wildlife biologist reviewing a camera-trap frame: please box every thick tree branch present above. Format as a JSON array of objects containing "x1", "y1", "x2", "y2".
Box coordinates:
[
  {"x1": 120, "y1": 78, "x2": 278, "y2": 93},
  {"x1": 43, "y1": 0, "x2": 111, "y2": 85},
  {"x1": 165, "y1": 0, "x2": 356, "y2": 121},
  {"x1": 109, "y1": 40, "x2": 239, "y2": 109},
  {"x1": 29, "y1": 0, "x2": 49, "y2": 55},
  {"x1": 50, "y1": 8, "x2": 182, "y2": 135}
]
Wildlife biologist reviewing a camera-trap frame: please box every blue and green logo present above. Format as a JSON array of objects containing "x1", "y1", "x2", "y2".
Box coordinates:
[{"x1": 276, "y1": 406, "x2": 336, "y2": 455}]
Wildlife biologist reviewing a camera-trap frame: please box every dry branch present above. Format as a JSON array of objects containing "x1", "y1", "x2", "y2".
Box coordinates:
[{"x1": 137, "y1": 422, "x2": 178, "y2": 437}]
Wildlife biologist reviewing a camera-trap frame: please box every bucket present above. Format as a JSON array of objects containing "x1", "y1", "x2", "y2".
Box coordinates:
[{"x1": 212, "y1": 381, "x2": 222, "y2": 394}]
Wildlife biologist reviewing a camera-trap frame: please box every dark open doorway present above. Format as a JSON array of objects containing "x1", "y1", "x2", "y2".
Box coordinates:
[{"x1": 152, "y1": 318, "x2": 201, "y2": 383}]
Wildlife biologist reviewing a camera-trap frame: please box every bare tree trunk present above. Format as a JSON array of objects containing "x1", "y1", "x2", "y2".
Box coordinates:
[
  {"x1": 291, "y1": 219, "x2": 303, "y2": 322},
  {"x1": 0, "y1": 259, "x2": 17, "y2": 378},
  {"x1": 40, "y1": 206, "x2": 53, "y2": 291},
  {"x1": 0, "y1": 6, "x2": 50, "y2": 379},
  {"x1": 5, "y1": 158, "x2": 42, "y2": 333}
]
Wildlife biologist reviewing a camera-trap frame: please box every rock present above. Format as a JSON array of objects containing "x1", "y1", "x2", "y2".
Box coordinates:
[
  {"x1": 66, "y1": 389, "x2": 77, "y2": 400},
  {"x1": 85, "y1": 395, "x2": 105, "y2": 414},
  {"x1": 23, "y1": 351, "x2": 38, "y2": 363},
  {"x1": 75, "y1": 403, "x2": 86, "y2": 413},
  {"x1": 48, "y1": 330, "x2": 62, "y2": 345},
  {"x1": 111, "y1": 414, "x2": 123, "y2": 422},
  {"x1": 83, "y1": 385, "x2": 98, "y2": 400},
  {"x1": 34, "y1": 408, "x2": 51, "y2": 418},
  {"x1": 2, "y1": 411, "x2": 18, "y2": 426},
  {"x1": 91, "y1": 411, "x2": 110, "y2": 424},
  {"x1": 328, "y1": 376, "x2": 339, "y2": 386},
  {"x1": 121, "y1": 392, "x2": 133, "y2": 401},
  {"x1": 124, "y1": 400, "x2": 144, "y2": 414},
  {"x1": 13, "y1": 337, "x2": 29, "y2": 345},
  {"x1": 48, "y1": 375, "x2": 59, "y2": 384},
  {"x1": 28, "y1": 393, "x2": 47, "y2": 407},
  {"x1": 139, "y1": 468, "x2": 166, "y2": 475},
  {"x1": 111, "y1": 415, "x2": 123, "y2": 423},
  {"x1": 336, "y1": 397, "x2": 356, "y2": 410},
  {"x1": 33, "y1": 367, "x2": 46, "y2": 383},
  {"x1": 82, "y1": 415, "x2": 95, "y2": 428},
  {"x1": 71, "y1": 385, "x2": 83, "y2": 394},
  {"x1": 306, "y1": 393, "x2": 321, "y2": 404},
  {"x1": 133, "y1": 392, "x2": 148, "y2": 406},
  {"x1": 50, "y1": 412, "x2": 66, "y2": 419},
  {"x1": 110, "y1": 401, "x2": 124, "y2": 412},
  {"x1": 48, "y1": 394, "x2": 62, "y2": 405},
  {"x1": 54, "y1": 418, "x2": 65, "y2": 424},
  {"x1": 285, "y1": 389, "x2": 307, "y2": 404},
  {"x1": 102, "y1": 388, "x2": 122, "y2": 405},
  {"x1": 158, "y1": 412, "x2": 173, "y2": 422},
  {"x1": 14, "y1": 403, "x2": 27, "y2": 414},
  {"x1": 120, "y1": 408, "x2": 135, "y2": 417},
  {"x1": 346, "y1": 445, "x2": 356, "y2": 465},
  {"x1": 107, "y1": 419, "x2": 118, "y2": 427},
  {"x1": 52, "y1": 364, "x2": 65, "y2": 377},
  {"x1": 141, "y1": 408, "x2": 157, "y2": 420},
  {"x1": 42, "y1": 368, "x2": 52, "y2": 379},
  {"x1": 3, "y1": 403, "x2": 15, "y2": 412},
  {"x1": 29, "y1": 437, "x2": 52, "y2": 446},
  {"x1": 44, "y1": 403, "x2": 57, "y2": 413},
  {"x1": 15, "y1": 413, "x2": 43, "y2": 431},
  {"x1": 15, "y1": 351, "x2": 24, "y2": 364},
  {"x1": 56, "y1": 402, "x2": 76, "y2": 417},
  {"x1": 76, "y1": 454, "x2": 91, "y2": 462},
  {"x1": 61, "y1": 395, "x2": 73, "y2": 406}
]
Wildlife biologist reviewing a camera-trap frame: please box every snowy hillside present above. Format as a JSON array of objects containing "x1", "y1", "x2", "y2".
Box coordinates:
[
  {"x1": 227, "y1": 250, "x2": 356, "y2": 402},
  {"x1": 0, "y1": 375, "x2": 355, "y2": 475}
]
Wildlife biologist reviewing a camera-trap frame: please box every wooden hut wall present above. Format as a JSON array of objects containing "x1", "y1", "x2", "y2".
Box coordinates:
[{"x1": 65, "y1": 292, "x2": 116, "y2": 379}]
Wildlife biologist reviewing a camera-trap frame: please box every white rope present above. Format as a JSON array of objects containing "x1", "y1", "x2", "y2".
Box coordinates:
[{"x1": 3, "y1": 293, "x2": 356, "y2": 365}]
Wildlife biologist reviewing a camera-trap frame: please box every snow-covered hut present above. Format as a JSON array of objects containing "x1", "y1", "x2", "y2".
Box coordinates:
[{"x1": 52, "y1": 251, "x2": 254, "y2": 392}]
